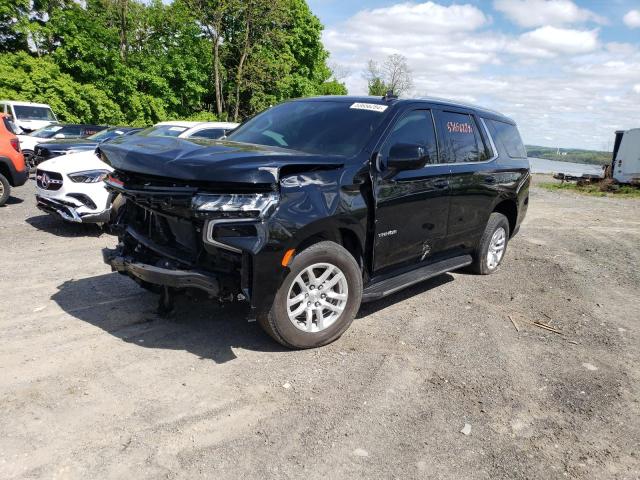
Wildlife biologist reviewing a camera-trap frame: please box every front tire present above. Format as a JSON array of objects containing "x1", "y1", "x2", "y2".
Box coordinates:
[
  {"x1": 0, "y1": 173, "x2": 10, "y2": 207},
  {"x1": 258, "y1": 241, "x2": 363, "y2": 349},
  {"x1": 469, "y1": 212, "x2": 510, "y2": 275}
]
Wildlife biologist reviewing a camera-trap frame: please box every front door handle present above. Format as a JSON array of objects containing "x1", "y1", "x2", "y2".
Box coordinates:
[
  {"x1": 484, "y1": 175, "x2": 496, "y2": 184},
  {"x1": 433, "y1": 179, "x2": 448, "y2": 189}
]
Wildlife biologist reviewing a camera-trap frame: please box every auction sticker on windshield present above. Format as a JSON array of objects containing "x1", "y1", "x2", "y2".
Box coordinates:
[{"x1": 350, "y1": 103, "x2": 388, "y2": 113}]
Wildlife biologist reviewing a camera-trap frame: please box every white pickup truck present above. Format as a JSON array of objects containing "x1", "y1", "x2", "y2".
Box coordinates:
[{"x1": 0, "y1": 100, "x2": 58, "y2": 133}]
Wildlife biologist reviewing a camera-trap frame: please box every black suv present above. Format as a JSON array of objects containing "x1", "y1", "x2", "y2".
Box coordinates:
[{"x1": 101, "y1": 96, "x2": 530, "y2": 349}]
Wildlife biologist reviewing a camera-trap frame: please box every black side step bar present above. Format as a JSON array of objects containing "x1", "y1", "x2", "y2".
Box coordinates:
[{"x1": 362, "y1": 254, "x2": 472, "y2": 302}]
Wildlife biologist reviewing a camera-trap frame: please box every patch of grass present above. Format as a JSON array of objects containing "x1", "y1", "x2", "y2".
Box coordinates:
[
  {"x1": 526, "y1": 145, "x2": 611, "y2": 165},
  {"x1": 539, "y1": 181, "x2": 640, "y2": 198}
]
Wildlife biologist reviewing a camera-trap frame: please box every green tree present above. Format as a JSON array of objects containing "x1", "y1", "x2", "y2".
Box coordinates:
[
  {"x1": 0, "y1": 0, "x2": 344, "y2": 124},
  {"x1": 0, "y1": 52, "x2": 125, "y2": 124},
  {"x1": 0, "y1": 0, "x2": 30, "y2": 53},
  {"x1": 365, "y1": 55, "x2": 413, "y2": 97}
]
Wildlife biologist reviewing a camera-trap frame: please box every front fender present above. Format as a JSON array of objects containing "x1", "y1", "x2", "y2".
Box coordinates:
[{"x1": 249, "y1": 168, "x2": 369, "y2": 315}]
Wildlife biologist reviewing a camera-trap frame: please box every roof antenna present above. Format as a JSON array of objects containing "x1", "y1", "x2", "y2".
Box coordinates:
[{"x1": 382, "y1": 89, "x2": 398, "y2": 101}]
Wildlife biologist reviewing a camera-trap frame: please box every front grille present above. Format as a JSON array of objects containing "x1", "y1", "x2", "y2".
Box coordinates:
[
  {"x1": 36, "y1": 169, "x2": 63, "y2": 190},
  {"x1": 124, "y1": 202, "x2": 202, "y2": 265}
]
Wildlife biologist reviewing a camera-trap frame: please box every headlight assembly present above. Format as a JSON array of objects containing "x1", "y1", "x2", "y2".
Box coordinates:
[
  {"x1": 192, "y1": 192, "x2": 279, "y2": 218},
  {"x1": 68, "y1": 169, "x2": 110, "y2": 183}
]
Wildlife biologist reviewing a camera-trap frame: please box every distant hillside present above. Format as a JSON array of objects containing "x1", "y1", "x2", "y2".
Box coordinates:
[{"x1": 526, "y1": 145, "x2": 612, "y2": 165}]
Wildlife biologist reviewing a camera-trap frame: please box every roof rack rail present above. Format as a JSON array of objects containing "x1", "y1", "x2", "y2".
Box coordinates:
[{"x1": 382, "y1": 90, "x2": 398, "y2": 101}]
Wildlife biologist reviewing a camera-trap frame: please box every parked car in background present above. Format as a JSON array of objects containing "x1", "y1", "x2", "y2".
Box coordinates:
[
  {"x1": 29, "y1": 124, "x2": 109, "y2": 167},
  {"x1": 35, "y1": 150, "x2": 114, "y2": 224},
  {"x1": 0, "y1": 113, "x2": 27, "y2": 206},
  {"x1": 31, "y1": 126, "x2": 142, "y2": 167},
  {"x1": 101, "y1": 95, "x2": 530, "y2": 348},
  {"x1": 0, "y1": 101, "x2": 57, "y2": 133},
  {"x1": 144, "y1": 121, "x2": 239, "y2": 139}
]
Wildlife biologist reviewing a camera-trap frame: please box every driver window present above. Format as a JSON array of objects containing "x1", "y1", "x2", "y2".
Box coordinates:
[{"x1": 382, "y1": 110, "x2": 438, "y2": 164}]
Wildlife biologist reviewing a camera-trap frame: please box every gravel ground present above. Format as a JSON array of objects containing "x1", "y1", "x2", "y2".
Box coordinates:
[{"x1": 1, "y1": 176, "x2": 638, "y2": 480}]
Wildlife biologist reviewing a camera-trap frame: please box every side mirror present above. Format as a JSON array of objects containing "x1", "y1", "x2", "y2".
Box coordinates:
[
  {"x1": 387, "y1": 143, "x2": 429, "y2": 171},
  {"x1": 54, "y1": 133, "x2": 65, "y2": 139}
]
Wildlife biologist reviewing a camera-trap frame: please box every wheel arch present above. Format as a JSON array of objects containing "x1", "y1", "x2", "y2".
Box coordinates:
[
  {"x1": 290, "y1": 222, "x2": 365, "y2": 271},
  {"x1": 492, "y1": 198, "x2": 518, "y2": 237},
  {"x1": 0, "y1": 158, "x2": 12, "y2": 185}
]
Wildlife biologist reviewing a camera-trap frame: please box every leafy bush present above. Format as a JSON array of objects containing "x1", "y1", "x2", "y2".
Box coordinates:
[{"x1": 0, "y1": 52, "x2": 125, "y2": 124}]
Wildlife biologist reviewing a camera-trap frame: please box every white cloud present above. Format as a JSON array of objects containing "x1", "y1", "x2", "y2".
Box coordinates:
[
  {"x1": 516, "y1": 26, "x2": 599, "y2": 56},
  {"x1": 493, "y1": 0, "x2": 606, "y2": 28},
  {"x1": 623, "y1": 10, "x2": 640, "y2": 29},
  {"x1": 347, "y1": 2, "x2": 488, "y2": 35},
  {"x1": 323, "y1": 1, "x2": 640, "y2": 149}
]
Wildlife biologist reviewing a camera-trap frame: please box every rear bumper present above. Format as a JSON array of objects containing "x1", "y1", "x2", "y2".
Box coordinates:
[
  {"x1": 103, "y1": 247, "x2": 220, "y2": 296},
  {"x1": 12, "y1": 168, "x2": 28, "y2": 187},
  {"x1": 36, "y1": 195, "x2": 111, "y2": 223},
  {"x1": 0, "y1": 155, "x2": 28, "y2": 186}
]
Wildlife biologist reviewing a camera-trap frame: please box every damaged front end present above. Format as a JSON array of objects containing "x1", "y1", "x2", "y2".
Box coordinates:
[{"x1": 103, "y1": 170, "x2": 278, "y2": 310}]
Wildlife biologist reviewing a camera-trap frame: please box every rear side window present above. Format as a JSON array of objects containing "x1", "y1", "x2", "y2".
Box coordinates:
[
  {"x1": 488, "y1": 120, "x2": 526, "y2": 158},
  {"x1": 439, "y1": 111, "x2": 490, "y2": 163}
]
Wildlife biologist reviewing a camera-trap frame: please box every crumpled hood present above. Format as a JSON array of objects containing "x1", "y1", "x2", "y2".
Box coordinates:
[{"x1": 98, "y1": 135, "x2": 344, "y2": 185}]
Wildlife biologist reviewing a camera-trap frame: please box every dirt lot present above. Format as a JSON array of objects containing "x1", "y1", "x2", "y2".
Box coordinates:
[{"x1": 1, "y1": 176, "x2": 638, "y2": 479}]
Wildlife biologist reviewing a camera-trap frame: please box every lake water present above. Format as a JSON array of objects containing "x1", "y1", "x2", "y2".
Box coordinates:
[{"x1": 528, "y1": 157, "x2": 605, "y2": 177}]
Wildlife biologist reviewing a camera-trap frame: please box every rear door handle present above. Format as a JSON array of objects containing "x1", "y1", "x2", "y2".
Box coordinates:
[
  {"x1": 433, "y1": 179, "x2": 449, "y2": 189},
  {"x1": 484, "y1": 175, "x2": 496, "y2": 184}
]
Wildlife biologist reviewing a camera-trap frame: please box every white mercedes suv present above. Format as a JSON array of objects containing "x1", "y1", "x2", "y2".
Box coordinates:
[{"x1": 35, "y1": 151, "x2": 114, "y2": 224}]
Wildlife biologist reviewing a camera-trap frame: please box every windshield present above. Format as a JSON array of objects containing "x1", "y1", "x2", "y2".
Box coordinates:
[
  {"x1": 227, "y1": 100, "x2": 389, "y2": 156},
  {"x1": 13, "y1": 105, "x2": 57, "y2": 121},
  {"x1": 141, "y1": 124, "x2": 189, "y2": 137},
  {"x1": 87, "y1": 128, "x2": 126, "y2": 141},
  {"x1": 30, "y1": 124, "x2": 63, "y2": 138}
]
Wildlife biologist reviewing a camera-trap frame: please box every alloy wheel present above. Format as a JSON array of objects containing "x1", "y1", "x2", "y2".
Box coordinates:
[
  {"x1": 487, "y1": 227, "x2": 506, "y2": 269},
  {"x1": 286, "y1": 262, "x2": 349, "y2": 333}
]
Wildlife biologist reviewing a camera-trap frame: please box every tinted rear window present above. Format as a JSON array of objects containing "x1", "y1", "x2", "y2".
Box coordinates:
[
  {"x1": 439, "y1": 111, "x2": 490, "y2": 163},
  {"x1": 489, "y1": 120, "x2": 526, "y2": 158}
]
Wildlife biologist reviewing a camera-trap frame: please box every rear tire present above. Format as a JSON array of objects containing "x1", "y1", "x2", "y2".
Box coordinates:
[
  {"x1": 469, "y1": 212, "x2": 510, "y2": 275},
  {"x1": 258, "y1": 241, "x2": 362, "y2": 349},
  {"x1": 0, "y1": 173, "x2": 10, "y2": 207}
]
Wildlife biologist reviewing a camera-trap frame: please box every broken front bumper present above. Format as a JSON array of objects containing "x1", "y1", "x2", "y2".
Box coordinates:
[
  {"x1": 103, "y1": 248, "x2": 220, "y2": 296},
  {"x1": 37, "y1": 195, "x2": 111, "y2": 223}
]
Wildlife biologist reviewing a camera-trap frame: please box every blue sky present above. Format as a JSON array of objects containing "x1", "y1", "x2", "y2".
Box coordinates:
[{"x1": 309, "y1": 0, "x2": 640, "y2": 149}]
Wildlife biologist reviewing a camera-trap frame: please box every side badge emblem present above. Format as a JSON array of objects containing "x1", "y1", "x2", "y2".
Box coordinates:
[{"x1": 421, "y1": 241, "x2": 431, "y2": 261}]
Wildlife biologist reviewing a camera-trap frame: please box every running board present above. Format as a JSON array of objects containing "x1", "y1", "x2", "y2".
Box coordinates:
[{"x1": 362, "y1": 254, "x2": 472, "y2": 302}]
